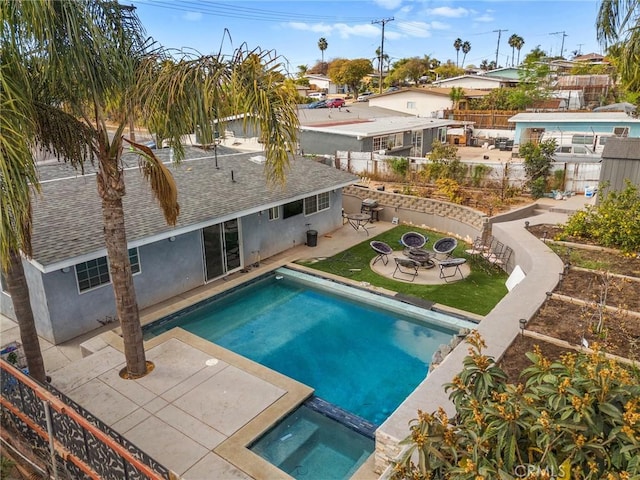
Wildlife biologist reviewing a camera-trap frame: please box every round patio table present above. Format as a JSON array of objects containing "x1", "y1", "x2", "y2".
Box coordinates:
[{"x1": 404, "y1": 248, "x2": 435, "y2": 269}]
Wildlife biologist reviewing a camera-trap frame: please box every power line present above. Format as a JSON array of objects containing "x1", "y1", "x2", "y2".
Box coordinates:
[
  {"x1": 372, "y1": 17, "x2": 394, "y2": 94},
  {"x1": 135, "y1": 0, "x2": 373, "y2": 24},
  {"x1": 550, "y1": 31, "x2": 568, "y2": 58}
]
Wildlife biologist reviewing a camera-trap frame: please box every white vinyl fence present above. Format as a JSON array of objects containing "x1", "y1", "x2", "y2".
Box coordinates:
[{"x1": 335, "y1": 150, "x2": 602, "y2": 195}]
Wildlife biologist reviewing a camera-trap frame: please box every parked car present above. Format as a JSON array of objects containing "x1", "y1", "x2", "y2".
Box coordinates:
[
  {"x1": 356, "y1": 92, "x2": 374, "y2": 102},
  {"x1": 326, "y1": 98, "x2": 345, "y2": 108},
  {"x1": 308, "y1": 92, "x2": 327, "y2": 100},
  {"x1": 307, "y1": 100, "x2": 327, "y2": 109}
]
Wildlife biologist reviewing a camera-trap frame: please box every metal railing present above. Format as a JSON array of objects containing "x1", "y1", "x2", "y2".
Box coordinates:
[{"x1": 0, "y1": 359, "x2": 177, "y2": 480}]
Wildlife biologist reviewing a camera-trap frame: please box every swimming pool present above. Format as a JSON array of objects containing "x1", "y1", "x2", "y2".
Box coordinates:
[{"x1": 144, "y1": 267, "x2": 475, "y2": 426}]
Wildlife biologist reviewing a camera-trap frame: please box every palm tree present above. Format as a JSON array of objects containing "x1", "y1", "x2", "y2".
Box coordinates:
[
  {"x1": 453, "y1": 38, "x2": 463, "y2": 67},
  {"x1": 508, "y1": 34, "x2": 519, "y2": 66},
  {"x1": 0, "y1": 0, "x2": 97, "y2": 383},
  {"x1": 375, "y1": 47, "x2": 390, "y2": 75},
  {"x1": 4, "y1": 0, "x2": 300, "y2": 378},
  {"x1": 318, "y1": 37, "x2": 328, "y2": 66},
  {"x1": 515, "y1": 36, "x2": 525, "y2": 66},
  {"x1": 461, "y1": 41, "x2": 471, "y2": 68},
  {"x1": 597, "y1": 0, "x2": 640, "y2": 89}
]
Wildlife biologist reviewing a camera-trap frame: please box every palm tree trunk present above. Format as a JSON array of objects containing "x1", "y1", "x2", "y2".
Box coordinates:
[
  {"x1": 5, "y1": 248, "x2": 46, "y2": 383},
  {"x1": 97, "y1": 157, "x2": 148, "y2": 378}
]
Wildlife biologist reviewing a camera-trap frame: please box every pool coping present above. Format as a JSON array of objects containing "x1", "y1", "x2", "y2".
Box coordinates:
[{"x1": 86, "y1": 261, "x2": 474, "y2": 479}]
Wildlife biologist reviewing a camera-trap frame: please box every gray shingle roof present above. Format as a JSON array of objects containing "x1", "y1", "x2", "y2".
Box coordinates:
[{"x1": 30, "y1": 148, "x2": 358, "y2": 271}]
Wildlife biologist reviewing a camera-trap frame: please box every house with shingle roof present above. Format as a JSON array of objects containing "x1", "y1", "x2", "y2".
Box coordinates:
[{"x1": 0, "y1": 147, "x2": 358, "y2": 344}]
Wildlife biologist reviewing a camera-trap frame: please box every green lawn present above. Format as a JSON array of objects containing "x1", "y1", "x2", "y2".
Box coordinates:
[{"x1": 297, "y1": 225, "x2": 508, "y2": 316}]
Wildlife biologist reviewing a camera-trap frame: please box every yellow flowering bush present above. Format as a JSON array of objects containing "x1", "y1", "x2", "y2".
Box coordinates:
[{"x1": 392, "y1": 336, "x2": 640, "y2": 479}]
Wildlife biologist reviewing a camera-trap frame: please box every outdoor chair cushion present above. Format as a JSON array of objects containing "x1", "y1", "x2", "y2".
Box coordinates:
[
  {"x1": 401, "y1": 231, "x2": 427, "y2": 249},
  {"x1": 370, "y1": 241, "x2": 393, "y2": 266},
  {"x1": 433, "y1": 237, "x2": 458, "y2": 258}
]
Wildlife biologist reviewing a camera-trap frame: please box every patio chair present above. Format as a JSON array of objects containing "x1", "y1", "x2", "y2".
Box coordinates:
[
  {"x1": 432, "y1": 237, "x2": 458, "y2": 259},
  {"x1": 393, "y1": 257, "x2": 420, "y2": 282},
  {"x1": 370, "y1": 241, "x2": 393, "y2": 266},
  {"x1": 487, "y1": 245, "x2": 513, "y2": 271},
  {"x1": 401, "y1": 231, "x2": 427, "y2": 249}
]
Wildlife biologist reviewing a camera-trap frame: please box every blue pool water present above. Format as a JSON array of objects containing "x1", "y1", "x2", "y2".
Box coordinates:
[
  {"x1": 144, "y1": 268, "x2": 471, "y2": 425},
  {"x1": 250, "y1": 405, "x2": 374, "y2": 479}
]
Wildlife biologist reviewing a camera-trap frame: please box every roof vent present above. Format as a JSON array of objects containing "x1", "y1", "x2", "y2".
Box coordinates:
[{"x1": 249, "y1": 155, "x2": 266, "y2": 164}]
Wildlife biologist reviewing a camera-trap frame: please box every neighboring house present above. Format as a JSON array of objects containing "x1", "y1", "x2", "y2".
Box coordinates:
[
  {"x1": 553, "y1": 74, "x2": 613, "y2": 109},
  {"x1": 0, "y1": 148, "x2": 358, "y2": 344},
  {"x1": 368, "y1": 87, "x2": 489, "y2": 117},
  {"x1": 299, "y1": 116, "x2": 454, "y2": 157},
  {"x1": 433, "y1": 74, "x2": 518, "y2": 90},
  {"x1": 509, "y1": 111, "x2": 640, "y2": 146},
  {"x1": 305, "y1": 74, "x2": 344, "y2": 95},
  {"x1": 481, "y1": 67, "x2": 524, "y2": 80}
]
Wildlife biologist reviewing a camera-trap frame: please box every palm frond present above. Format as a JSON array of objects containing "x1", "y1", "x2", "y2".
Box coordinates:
[{"x1": 123, "y1": 138, "x2": 180, "y2": 225}]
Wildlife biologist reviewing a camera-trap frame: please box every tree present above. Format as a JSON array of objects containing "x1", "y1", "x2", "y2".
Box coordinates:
[
  {"x1": 434, "y1": 60, "x2": 464, "y2": 80},
  {"x1": 521, "y1": 140, "x2": 557, "y2": 198},
  {"x1": 327, "y1": 58, "x2": 373, "y2": 96},
  {"x1": 387, "y1": 57, "x2": 430, "y2": 86},
  {"x1": 375, "y1": 46, "x2": 390, "y2": 75},
  {"x1": 453, "y1": 38, "x2": 462, "y2": 67},
  {"x1": 480, "y1": 59, "x2": 497, "y2": 71},
  {"x1": 392, "y1": 332, "x2": 640, "y2": 479},
  {"x1": 449, "y1": 86, "x2": 465, "y2": 110},
  {"x1": 461, "y1": 41, "x2": 471, "y2": 68},
  {"x1": 508, "y1": 33, "x2": 519, "y2": 66},
  {"x1": 514, "y1": 35, "x2": 525, "y2": 65},
  {"x1": 597, "y1": 0, "x2": 640, "y2": 90},
  {"x1": 296, "y1": 64, "x2": 308, "y2": 78},
  {"x1": 523, "y1": 45, "x2": 547, "y2": 64},
  {"x1": 318, "y1": 37, "x2": 328, "y2": 70},
  {"x1": 1, "y1": 0, "x2": 96, "y2": 383},
  {"x1": 4, "y1": 0, "x2": 300, "y2": 378}
]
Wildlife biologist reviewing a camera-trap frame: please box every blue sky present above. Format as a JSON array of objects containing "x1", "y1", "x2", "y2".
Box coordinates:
[{"x1": 131, "y1": 0, "x2": 604, "y2": 74}]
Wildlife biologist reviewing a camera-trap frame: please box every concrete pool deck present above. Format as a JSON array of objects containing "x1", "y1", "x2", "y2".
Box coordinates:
[{"x1": 0, "y1": 195, "x2": 592, "y2": 479}]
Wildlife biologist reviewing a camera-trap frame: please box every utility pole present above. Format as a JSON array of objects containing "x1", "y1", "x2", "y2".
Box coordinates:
[
  {"x1": 550, "y1": 31, "x2": 568, "y2": 58},
  {"x1": 576, "y1": 43, "x2": 584, "y2": 56},
  {"x1": 493, "y1": 29, "x2": 508, "y2": 68},
  {"x1": 372, "y1": 17, "x2": 394, "y2": 93}
]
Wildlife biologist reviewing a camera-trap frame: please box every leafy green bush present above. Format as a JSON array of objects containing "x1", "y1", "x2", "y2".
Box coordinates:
[
  {"x1": 392, "y1": 332, "x2": 640, "y2": 479},
  {"x1": 520, "y1": 140, "x2": 556, "y2": 198},
  {"x1": 387, "y1": 157, "x2": 410, "y2": 178},
  {"x1": 561, "y1": 180, "x2": 640, "y2": 254},
  {"x1": 471, "y1": 164, "x2": 492, "y2": 188}
]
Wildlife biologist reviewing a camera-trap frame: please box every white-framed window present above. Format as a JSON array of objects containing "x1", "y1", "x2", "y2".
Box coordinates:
[
  {"x1": 268, "y1": 206, "x2": 279, "y2": 221},
  {"x1": 76, "y1": 248, "x2": 140, "y2": 293},
  {"x1": 304, "y1": 192, "x2": 330, "y2": 215},
  {"x1": 437, "y1": 127, "x2": 447, "y2": 143},
  {"x1": 373, "y1": 133, "x2": 403, "y2": 151},
  {"x1": 406, "y1": 101, "x2": 416, "y2": 109}
]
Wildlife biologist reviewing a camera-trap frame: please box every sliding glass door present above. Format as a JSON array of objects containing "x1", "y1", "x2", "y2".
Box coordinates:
[{"x1": 202, "y1": 219, "x2": 241, "y2": 282}]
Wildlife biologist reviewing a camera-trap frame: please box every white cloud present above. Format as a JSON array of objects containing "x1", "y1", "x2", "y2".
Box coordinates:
[
  {"x1": 182, "y1": 11, "x2": 202, "y2": 22},
  {"x1": 474, "y1": 14, "x2": 494, "y2": 23},
  {"x1": 428, "y1": 6, "x2": 470, "y2": 18},
  {"x1": 287, "y1": 22, "x2": 379, "y2": 39},
  {"x1": 373, "y1": 0, "x2": 403, "y2": 8},
  {"x1": 429, "y1": 21, "x2": 449, "y2": 30}
]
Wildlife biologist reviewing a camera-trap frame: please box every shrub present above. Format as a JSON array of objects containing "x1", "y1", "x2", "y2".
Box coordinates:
[
  {"x1": 561, "y1": 180, "x2": 640, "y2": 253},
  {"x1": 387, "y1": 157, "x2": 410, "y2": 178},
  {"x1": 471, "y1": 164, "x2": 492, "y2": 188},
  {"x1": 392, "y1": 332, "x2": 640, "y2": 479},
  {"x1": 521, "y1": 140, "x2": 556, "y2": 198}
]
